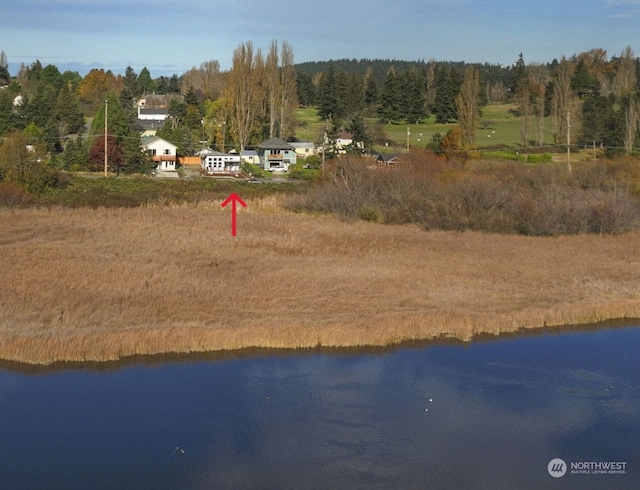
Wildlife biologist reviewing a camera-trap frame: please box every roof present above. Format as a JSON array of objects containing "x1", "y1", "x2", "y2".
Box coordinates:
[
  {"x1": 202, "y1": 150, "x2": 240, "y2": 158},
  {"x1": 289, "y1": 141, "x2": 315, "y2": 149},
  {"x1": 241, "y1": 149, "x2": 258, "y2": 156},
  {"x1": 142, "y1": 136, "x2": 177, "y2": 149},
  {"x1": 138, "y1": 108, "x2": 168, "y2": 116},
  {"x1": 256, "y1": 137, "x2": 294, "y2": 150},
  {"x1": 376, "y1": 153, "x2": 401, "y2": 163}
]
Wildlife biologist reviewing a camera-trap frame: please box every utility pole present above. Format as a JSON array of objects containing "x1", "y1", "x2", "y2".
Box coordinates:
[
  {"x1": 104, "y1": 99, "x2": 108, "y2": 177},
  {"x1": 566, "y1": 112, "x2": 571, "y2": 173}
]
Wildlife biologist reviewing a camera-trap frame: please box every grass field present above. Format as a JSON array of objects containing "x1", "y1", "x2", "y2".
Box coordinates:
[
  {"x1": 295, "y1": 103, "x2": 558, "y2": 153},
  {"x1": 2, "y1": 202, "x2": 639, "y2": 365}
]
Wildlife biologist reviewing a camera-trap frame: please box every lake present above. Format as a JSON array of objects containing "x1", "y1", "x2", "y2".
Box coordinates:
[{"x1": 0, "y1": 323, "x2": 639, "y2": 489}]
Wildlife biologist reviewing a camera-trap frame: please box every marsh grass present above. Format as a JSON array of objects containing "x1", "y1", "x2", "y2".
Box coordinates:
[{"x1": 2, "y1": 204, "x2": 640, "y2": 364}]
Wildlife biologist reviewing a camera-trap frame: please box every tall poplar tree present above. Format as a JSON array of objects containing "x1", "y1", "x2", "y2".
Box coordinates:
[
  {"x1": 551, "y1": 57, "x2": 581, "y2": 147},
  {"x1": 265, "y1": 40, "x2": 280, "y2": 138},
  {"x1": 226, "y1": 41, "x2": 265, "y2": 151},
  {"x1": 278, "y1": 40, "x2": 297, "y2": 140},
  {"x1": 455, "y1": 66, "x2": 480, "y2": 147}
]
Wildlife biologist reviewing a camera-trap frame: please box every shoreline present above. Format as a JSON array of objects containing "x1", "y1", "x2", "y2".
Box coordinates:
[
  {"x1": 2, "y1": 203, "x2": 640, "y2": 365},
  {"x1": 1, "y1": 318, "x2": 638, "y2": 372}
]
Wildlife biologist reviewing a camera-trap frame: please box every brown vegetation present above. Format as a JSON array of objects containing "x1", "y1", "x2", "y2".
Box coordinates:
[
  {"x1": 288, "y1": 153, "x2": 640, "y2": 235},
  {"x1": 1, "y1": 200, "x2": 640, "y2": 365}
]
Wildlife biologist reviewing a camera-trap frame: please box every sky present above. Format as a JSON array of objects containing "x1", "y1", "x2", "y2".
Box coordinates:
[{"x1": 1, "y1": 0, "x2": 640, "y2": 77}]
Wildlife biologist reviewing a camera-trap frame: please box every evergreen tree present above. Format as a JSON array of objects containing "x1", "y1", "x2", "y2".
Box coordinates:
[
  {"x1": 317, "y1": 66, "x2": 340, "y2": 121},
  {"x1": 364, "y1": 71, "x2": 379, "y2": 106},
  {"x1": 55, "y1": 83, "x2": 85, "y2": 135},
  {"x1": 377, "y1": 67, "x2": 402, "y2": 123},
  {"x1": 431, "y1": 66, "x2": 461, "y2": 123},
  {"x1": 61, "y1": 137, "x2": 89, "y2": 171},
  {"x1": 345, "y1": 112, "x2": 371, "y2": 153},
  {"x1": 581, "y1": 95, "x2": 610, "y2": 144},
  {"x1": 138, "y1": 67, "x2": 152, "y2": 95},
  {"x1": 296, "y1": 71, "x2": 316, "y2": 107},
  {"x1": 402, "y1": 69, "x2": 428, "y2": 123},
  {"x1": 122, "y1": 66, "x2": 139, "y2": 99},
  {"x1": 0, "y1": 50, "x2": 10, "y2": 85},
  {"x1": 167, "y1": 74, "x2": 181, "y2": 94},
  {"x1": 571, "y1": 59, "x2": 600, "y2": 97},
  {"x1": 510, "y1": 53, "x2": 527, "y2": 96}
]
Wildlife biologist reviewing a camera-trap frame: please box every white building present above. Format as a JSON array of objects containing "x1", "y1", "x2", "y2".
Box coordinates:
[
  {"x1": 289, "y1": 141, "x2": 316, "y2": 160},
  {"x1": 142, "y1": 136, "x2": 177, "y2": 171},
  {"x1": 201, "y1": 150, "x2": 242, "y2": 175}
]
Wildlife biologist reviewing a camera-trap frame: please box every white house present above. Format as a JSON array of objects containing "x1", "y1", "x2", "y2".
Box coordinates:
[
  {"x1": 201, "y1": 150, "x2": 242, "y2": 175},
  {"x1": 289, "y1": 141, "x2": 316, "y2": 160},
  {"x1": 137, "y1": 107, "x2": 169, "y2": 137},
  {"x1": 142, "y1": 136, "x2": 178, "y2": 171},
  {"x1": 336, "y1": 131, "x2": 354, "y2": 153},
  {"x1": 240, "y1": 149, "x2": 260, "y2": 166},
  {"x1": 137, "y1": 107, "x2": 168, "y2": 121}
]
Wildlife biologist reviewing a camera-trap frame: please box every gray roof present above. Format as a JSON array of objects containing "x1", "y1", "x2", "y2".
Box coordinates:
[
  {"x1": 376, "y1": 153, "x2": 401, "y2": 163},
  {"x1": 289, "y1": 141, "x2": 315, "y2": 149},
  {"x1": 256, "y1": 137, "x2": 294, "y2": 150}
]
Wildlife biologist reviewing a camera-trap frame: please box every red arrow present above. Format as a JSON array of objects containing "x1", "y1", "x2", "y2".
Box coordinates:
[{"x1": 221, "y1": 192, "x2": 247, "y2": 236}]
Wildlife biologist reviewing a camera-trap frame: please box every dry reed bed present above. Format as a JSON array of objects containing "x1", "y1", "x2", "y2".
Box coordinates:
[{"x1": 1, "y1": 200, "x2": 640, "y2": 364}]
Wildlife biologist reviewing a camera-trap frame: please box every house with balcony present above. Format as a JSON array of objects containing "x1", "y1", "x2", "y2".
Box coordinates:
[
  {"x1": 256, "y1": 137, "x2": 297, "y2": 171},
  {"x1": 142, "y1": 136, "x2": 177, "y2": 172}
]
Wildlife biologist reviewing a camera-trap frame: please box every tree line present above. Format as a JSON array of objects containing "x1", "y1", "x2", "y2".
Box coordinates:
[{"x1": 2, "y1": 44, "x2": 640, "y2": 192}]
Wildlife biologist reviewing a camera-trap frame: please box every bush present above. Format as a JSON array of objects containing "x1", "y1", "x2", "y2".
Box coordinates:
[
  {"x1": 286, "y1": 152, "x2": 640, "y2": 236},
  {"x1": 0, "y1": 182, "x2": 31, "y2": 206}
]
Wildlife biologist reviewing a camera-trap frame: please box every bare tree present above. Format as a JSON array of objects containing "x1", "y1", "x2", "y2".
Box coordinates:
[
  {"x1": 279, "y1": 40, "x2": 297, "y2": 140},
  {"x1": 265, "y1": 40, "x2": 280, "y2": 138},
  {"x1": 613, "y1": 46, "x2": 636, "y2": 96},
  {"x1": 551, "y1": 57, "x2": 581, "y2": 146},
  {"x1": 182, "y1": 60, "x2": 224, "y2": 101},
  {"x1": 488, "y1": 81, "x2": 508, "y2": 104},
  {"x1": 425, "y1": 59, "x2": 437, "y2": 108},
  {"x1": 614, "y1": 46, "x2": 639, "y2": 155},
  {"x1": 226, "y1": 41, "x2": 265, "y2": 151},
  {"x1": 528, "y1": 64, "x2": 550, "y2": 146},
  {"x1": 455, "y1": 66, "x2": 480, "y2": 147},
  {"x1": 519, "y1": 83, "x2": 533, "y2": 148},
  {"x1": 624, "y1": 96, "x2": 639, "y2": 155}
]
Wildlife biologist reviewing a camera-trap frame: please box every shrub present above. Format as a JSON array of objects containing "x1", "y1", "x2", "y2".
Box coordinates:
[
  {"x1": 286, "y1": 152, "x2": 640, "y2": 236},
  {"x1": 0, "y1": 183, "x2": 31, "y2": 206}
]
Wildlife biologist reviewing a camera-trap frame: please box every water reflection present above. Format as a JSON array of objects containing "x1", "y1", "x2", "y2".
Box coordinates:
[{"x1": 0, "y1": 324, "x2": 639, "y2": 489}]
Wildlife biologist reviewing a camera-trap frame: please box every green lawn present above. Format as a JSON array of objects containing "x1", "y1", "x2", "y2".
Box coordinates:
[
  {"x1": 294, "y1": 107, "x2": 329, "y2": 143},
  {"x1": 294, "y1": 103, "x2": 557, "y2": 153}
]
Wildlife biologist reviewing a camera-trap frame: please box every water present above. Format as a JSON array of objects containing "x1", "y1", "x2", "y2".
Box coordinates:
[{"x1": 0, "y1": 325, "x2": 639, "y2": 489}]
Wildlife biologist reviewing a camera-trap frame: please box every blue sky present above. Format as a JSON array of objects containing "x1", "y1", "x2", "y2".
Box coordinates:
[{"x1": 1, "y1": 0, "x2": 640, "y2": 77}]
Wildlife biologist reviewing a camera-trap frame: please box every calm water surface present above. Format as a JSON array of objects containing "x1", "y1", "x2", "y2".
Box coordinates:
[{"x1": 1, "y1": 325, "x2": 639, "y2": 489}]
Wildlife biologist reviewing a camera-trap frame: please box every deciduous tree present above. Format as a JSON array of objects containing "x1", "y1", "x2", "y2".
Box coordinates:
[
  {"x1": 455, "y1": 66, "x2": 480, "y2": 147},
  {"x1": 226, "y1": 41, "x2": 265, "y2": 151}
]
